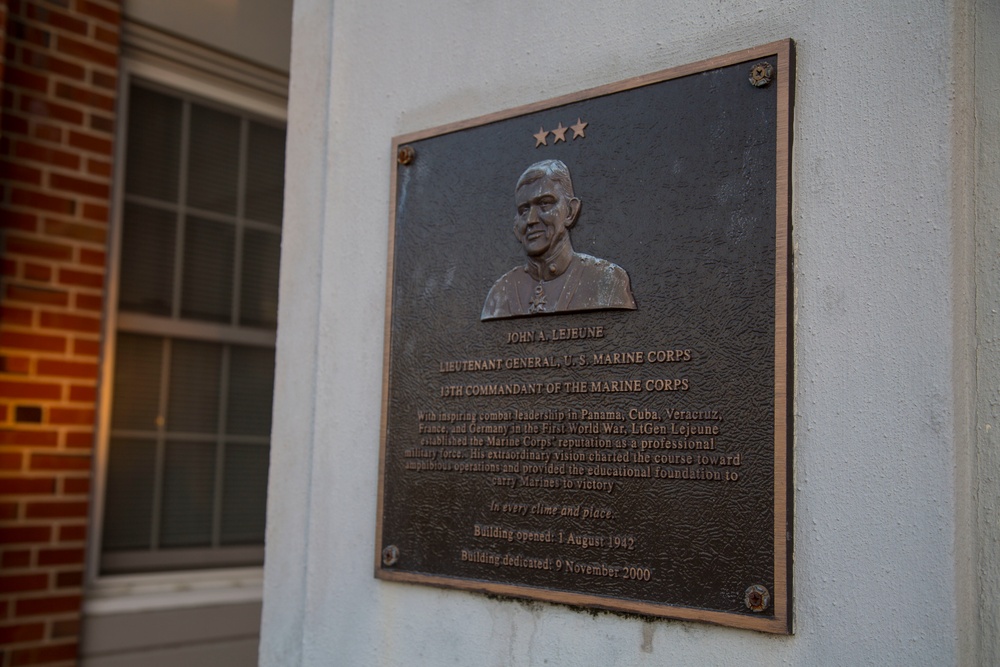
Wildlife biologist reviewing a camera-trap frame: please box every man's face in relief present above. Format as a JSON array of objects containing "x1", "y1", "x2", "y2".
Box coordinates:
[{"x1": 513, "y1": 176, "x2": 581, "y2": 258}]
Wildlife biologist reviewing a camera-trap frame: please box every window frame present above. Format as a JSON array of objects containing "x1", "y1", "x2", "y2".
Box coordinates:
[{"x1": 87, "y1": 42, "x2": 287, "y2": 600}]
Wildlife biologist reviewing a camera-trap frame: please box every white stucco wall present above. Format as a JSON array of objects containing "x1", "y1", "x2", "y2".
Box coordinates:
[
  {"x1": 976, "y1": 0, "x2": 1000, "y2": 660},
  {"x1": 262, "y1": 0, "x2": 988, "y2": 664}
]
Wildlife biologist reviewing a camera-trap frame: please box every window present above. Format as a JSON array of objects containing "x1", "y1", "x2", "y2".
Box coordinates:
[{"x1": 99, "y1": 80, "x2": 284, "y2": 574}]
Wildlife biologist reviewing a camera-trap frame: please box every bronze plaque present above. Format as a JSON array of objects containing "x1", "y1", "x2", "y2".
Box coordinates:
[{"x1": 376, "y1": 41, "x2": 793, "y2": 633}]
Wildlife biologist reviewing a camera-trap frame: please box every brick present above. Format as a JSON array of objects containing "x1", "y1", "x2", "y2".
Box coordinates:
[
  {"x1": 68, "y1": 385, "x2": 96, "y2": 402},
  {"x1": 10, "y1": 641, "x2": 78, "y2": 666},
  {"x1": 57, "y1": 268, "x2": 102, "y2": 289},
  {"x1": 36, "y1": 547, "x2": 84, "y2": 565},
  {"x1": 54, "y1": 81, "x2": 114, "y2": 112},
  {"x1": 89, "y1": 113, "x2": 114, "y2": 133},
  {"x1": 0, "y1": 452, "x2": 23, "y2": 470},
  {"x1": 32, "y1": 123, "x2": 62, "y2": 143},
  {"x1": 0, "y1": 526, "x2": 51, "y2": 544},
  {"x1": 10, "y1": 187, "x2": 76, "y2": 215},
  {"x1": 76, "y1": 0, "x2": 119, "y2": 25},
  {"x1": 51, "y1": 616, "x2": 80, "y2": 636},
  {"x1": 0, "y1": 405, "x2": 8, "y2": 421},
  {"x1": 73, "y1": 293, "x2": 102, "y2": 311},
  {"x1": 13, "y1": 139, "x2": 79, "y2": 169},
  {"x1": 0, "y1": 503, "x2": 20, "y2": 520},
  {"x1": 47, "y1": 408, "x2": 94, "y2": 426},
  {"x1": 56, "y1": 34, "x2": 116, "y2": 68},
  {"x1": 79, "y1": 248, "x2": 106, "y2": 267},
  {"x1": 6, "y1": 211, "x2": 39, "y2": 231},
  {"x1": 0, "y1": 573, "x2": 49, "y2": 593},
  {"x1": 0, "y1": 382, "x2": 61, "y2": 401},
  {"x1": 26, "y1": 3, "x2": 88, "y2": 35},
  {"x1": 67, "y1": 129, "x2": 112, "y2": 155},
  {"x1": 36, "y1": 360, "x2": 96, "y2": 381},
  {"x1": 94, "y1": 25, "x2": 118, "y2": 47},
  {"x1": 5, "y1": 65, "x2": 49, "y2": 93},
  {"x1": 0, "y1": 430, "x2": 58, "y2": 447},
  {"x1": 15, "y1": 406, "x2": 43, "y2": 423},
  {"x1": 0, "y1": 356, "x2": 32, "y2": 374},
  {"x1": 1, "y1": 306, "x2": 34, "y2": 326},
  {"x1": 1, "y1": 551, "x2": 32, "y2": 567},
  {"x1": 3, "y1": 237, "x2": 73, "y2": 262},
  {"x1": 23, "y1": 263, "x2": 52, "y2": 281},
  {"x1": 63, "y1": 432, "x2": 93, "y2": 448},
  {"x1": 18, "y1": 94, "x2": 84, "y2": 125},
  {"x1": 80, "y1": 202, "x2": 107, "y2": 223},
  {"x1": 40, "y1": 218, "x2": 106, "y2": 245},
  {"x1": 86, "y1": 157, "x2": 111, "y2": 177},
  {"x1": 0, "y1": 160, "x2": 43, "y2": 185},
  {"x1": 6, "y1": 284, "x2": 70, "y2": 306},
  {"x1": 25, "y1": 501, "x2": 87, "y2": 519},
  {"x1": 0, "y1": 622, "x2": 45, "y2": 644},
  {"x1": 2, "y1": 260, "x2": 18, "y2": 277},
  {"x1": 43, "y1": 218, "x2": 108, "y2": 245},
  {"x1": 61, "y1": 478, "x2": 89, "y2": 495},
  {"x1": 29, "y1": 454, "x2": 88, "y2": 471},
  {"x1": 0, "y1": 478, "x2": 56, "y2": 495},
  {"x1": 90, "y1": 70, "x2": 115, "y2": 90},
  {"x1": 71, "y1": 339, "x2": 99, "y2": 357},
  {"x1": 0, "y1": 332, "x2": 66, "y2": 353},
  {"x1": 38, "y1": 312, "x2": 100, "y2": 334},
  {"x1": 49, "y1": 171, "x2": 109, "y2": 198},
  {"x1": 18, "y1": 45, "x2": 85, "y2": 81},
  {"x1": 1, "y1": 113, "x2": 31, "y2": 136},
  {"x1": 9, "y1": 20, "x2": 51, "y2": 49}
]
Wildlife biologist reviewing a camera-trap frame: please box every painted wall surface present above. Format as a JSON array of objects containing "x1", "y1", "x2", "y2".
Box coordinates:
[
  {"x1": 262, "y1": 0, "x2": 986, "y2": 664},
  {"x1": 976, "y1": 0, "x2": 1000, "y2": 660},
  {"x1": 124, "y1": 0, "x2": 293, "y2": 72}
]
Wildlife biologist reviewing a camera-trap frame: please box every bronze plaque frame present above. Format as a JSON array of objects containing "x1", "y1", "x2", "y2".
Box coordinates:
[{"x1": 376, "y1": 40, "x2": 793, "y2": 633}]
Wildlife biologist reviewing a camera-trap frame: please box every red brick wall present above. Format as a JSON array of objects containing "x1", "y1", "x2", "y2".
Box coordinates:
[{"x1": 0, "y1": 1, "x2": 119, "y2": 665}]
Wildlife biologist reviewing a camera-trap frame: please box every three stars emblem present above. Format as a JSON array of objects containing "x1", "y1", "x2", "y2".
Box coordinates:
[{"x1": 532, "y1": 118, "x2": 588, "y2": 147}]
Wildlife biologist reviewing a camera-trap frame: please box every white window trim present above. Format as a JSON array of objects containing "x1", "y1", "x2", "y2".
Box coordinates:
[
  {"x1": 84, "y1": 567, "x2": 263, "y2": 616},
  {"x1": 86, "y1": 24, "x2": 287, "y2": 610}
]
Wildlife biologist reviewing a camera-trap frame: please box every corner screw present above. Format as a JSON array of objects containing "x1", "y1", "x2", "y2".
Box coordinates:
[
  {"x1": 749, "y1": 62, "x2": 773, "y2": 88},
  {"x1": 397, "y1": 146, "x2": 415, "y2": 165},
  {"x1": 382, "y1": 544, "x2": 399, "y2": 567},
  {"x1": 744, "y1": 584, "x2": 770, "y2": 612}
]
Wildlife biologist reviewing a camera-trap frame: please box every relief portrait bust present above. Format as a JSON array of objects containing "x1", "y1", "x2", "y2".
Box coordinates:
[{"x1": 481, "y1": 159, "x2": 636, "y2": 321}]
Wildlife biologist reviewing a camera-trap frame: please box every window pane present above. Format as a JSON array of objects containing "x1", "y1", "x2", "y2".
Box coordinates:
[
  {"x1": 168, "y1": 340, "x2": 222, "y2": 433},
  {"x1": 181, "y1": 216, "x2": 234, "y2": 322},
  {"x1": 221, "y1": 443, "x2": 269, "y2": 545},
  {"x1": 226, "y1": 346, "x2": 274, "y2": 436},
  {"x1": 119, "y1": 202, "x2": 176, "y2": 316},
  {"x1": 102, "y1": 438, "x2": 156, "y2": 551},
  {"x1": 110, "y1": 334, "x2": 162, "y2": 431},
  {"x1": 240, "y1": 229, "x2": 280, "y2": 328},
  {"x1": 245, "y1": 122, "x2": 285, "y2": 225},
  {"x1": 125, "y1": 86, "x2": 181, "y2": 202},
  {"x1": 104, "y1": 84, "x2": 284, "y2": 573},
  {"x1": 187, "y1": 104, "x2": 240, "y2": 214},
  {"x1": 160, "y1": 440, "x2": 216, "y2": 548}
]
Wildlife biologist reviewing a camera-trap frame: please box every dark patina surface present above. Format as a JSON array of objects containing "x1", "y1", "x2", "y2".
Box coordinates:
[{"x1": 377, "y1": 42, "x2": 792, "y2": 633}]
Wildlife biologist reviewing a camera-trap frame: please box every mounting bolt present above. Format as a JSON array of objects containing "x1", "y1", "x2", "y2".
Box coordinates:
[
  {"x1": 382, "y1": 544, "x2": 400, "y2": 567},
  {"x1": 744, "y1": 584, "x2": 770, "y2": 612},
  {"x1": 749, "y1": 62, "x2": 773, "y2": 88},
  {"x1": 397, "y1": 145, "x2": 415, "y2": 165}
]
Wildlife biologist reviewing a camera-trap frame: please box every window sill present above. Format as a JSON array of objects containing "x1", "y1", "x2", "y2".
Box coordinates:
[{"x1": 84, "y1": 567, "x2": 263, "y2": 616}]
